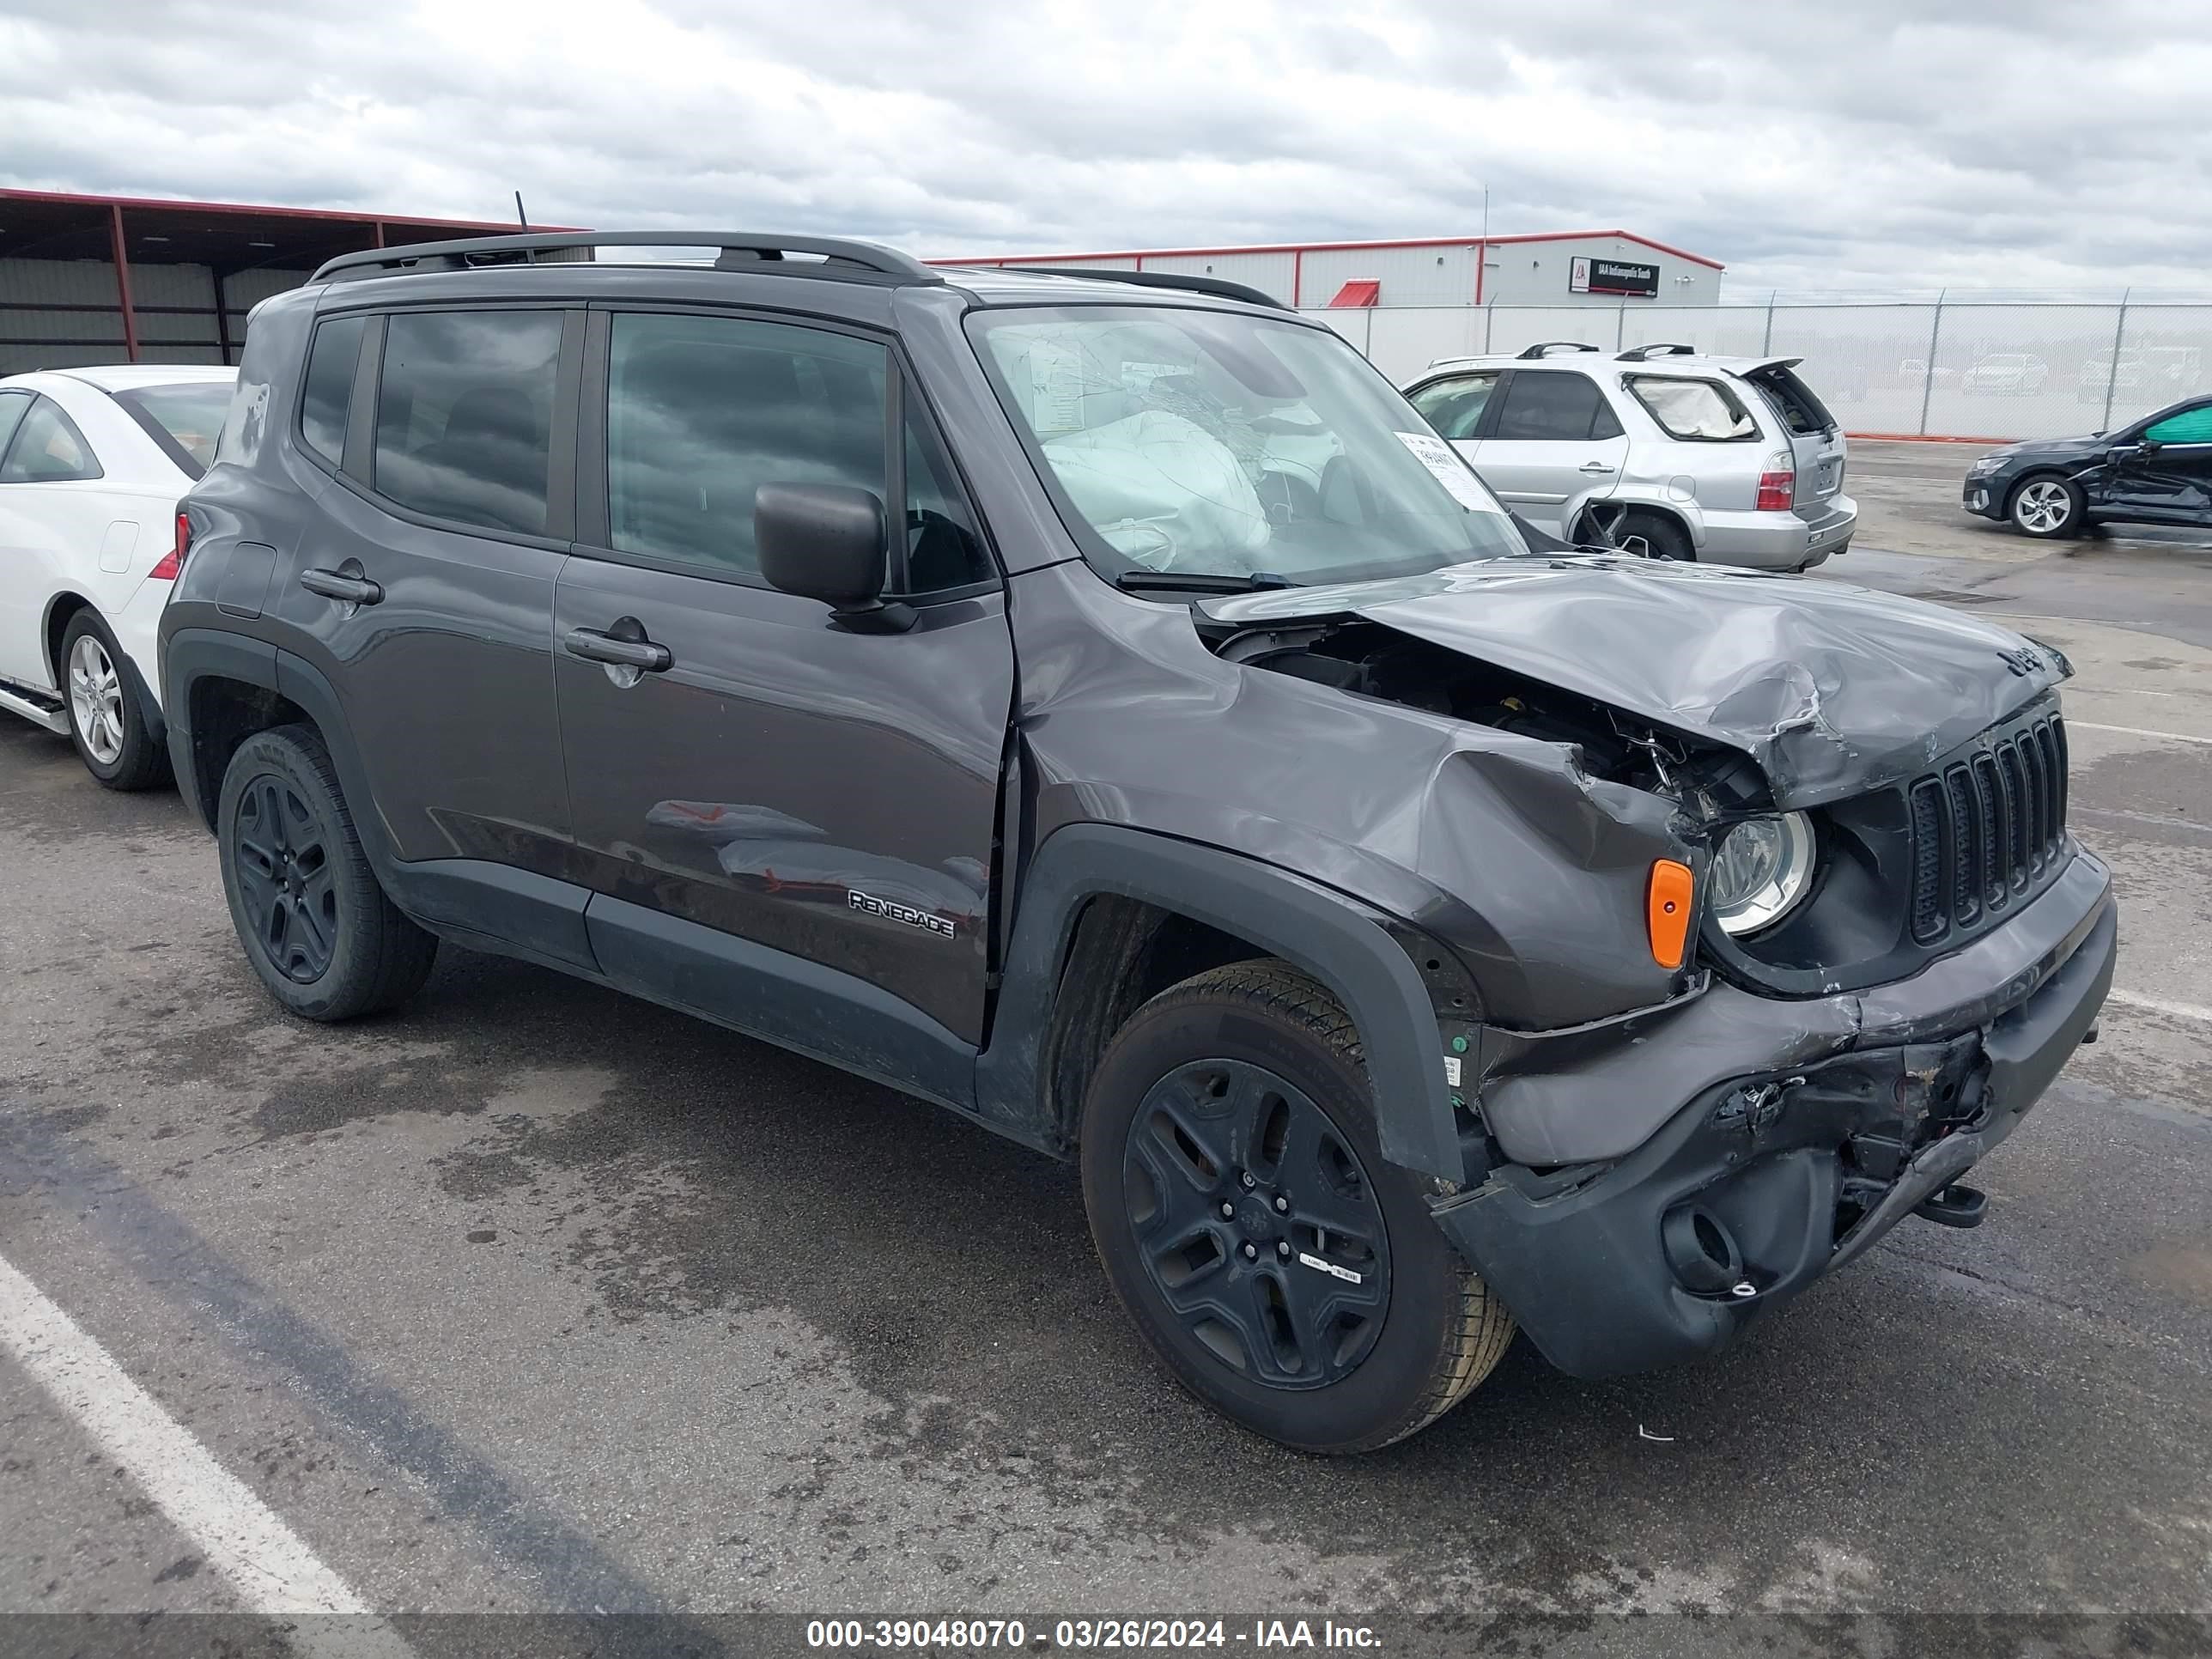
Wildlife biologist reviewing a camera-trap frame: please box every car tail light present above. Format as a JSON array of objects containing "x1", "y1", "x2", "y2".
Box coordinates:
[
  {"x1": 149, "y1": 510, "x2": 190, "y2": 580},
  {"x1": 1755, "y1": 453, "x2": 1796, "y2": 513}
]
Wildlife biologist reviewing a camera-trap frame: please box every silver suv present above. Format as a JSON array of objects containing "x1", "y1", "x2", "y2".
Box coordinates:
[{"x1": 1403, "y1": 343, "x2": 1856, "y2": 570}]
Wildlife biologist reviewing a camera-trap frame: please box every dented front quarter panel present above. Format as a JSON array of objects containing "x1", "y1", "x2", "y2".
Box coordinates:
[
  {"x1": 1201, "y1": 552, "x2": 2069, "y2": 809},
  {"x1": 1009, "y1": 561, "x2": 1695, "y2": 1030}
]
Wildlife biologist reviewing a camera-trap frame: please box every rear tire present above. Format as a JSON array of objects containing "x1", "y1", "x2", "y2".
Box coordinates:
[
  {"x1": 216, "y1": 724, "x2": 437, "y2": 1021},
  {"x1": 2008, "y1": 474, "x2": 2083, "y2": 539},
  {"x1": 60, "y1": 611, "x2": 168, "y2": 791},
  {"x1": 1079, "y1": 961, "x2": 1515, "y2": 1454},
  {"x1": 1618, "y1": 509, "x2": 1694, "y2": 562}
]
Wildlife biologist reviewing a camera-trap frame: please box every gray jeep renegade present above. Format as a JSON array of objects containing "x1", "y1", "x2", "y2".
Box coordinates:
[{"x1": 161, "y1": 233, "x2": 2118, "y2": 1453}]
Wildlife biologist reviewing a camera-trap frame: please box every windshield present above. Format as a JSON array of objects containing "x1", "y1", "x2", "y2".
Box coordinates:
[
  {"x1": 967, "y1": 306, "x2": 1528, "y2": 585},
  {"x1": 114, "y1": 381, "x2": 234, "y2": 477}
]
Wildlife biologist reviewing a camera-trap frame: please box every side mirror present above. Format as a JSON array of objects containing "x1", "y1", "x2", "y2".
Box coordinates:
[{"x1": 755, "y1": 483, "x2": 912, "y2": 633}]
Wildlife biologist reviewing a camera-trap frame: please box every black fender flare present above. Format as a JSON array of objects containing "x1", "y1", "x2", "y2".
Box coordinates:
[
  {"x1": 975, "y1": 823, "x2": 1462, "y2": 1181},
  {"x1": 161, "y1": 627, "x2": 278, "y2": 830},
  {"x1": 161, "y1": 631, "x2": 388, "y2": 869}
]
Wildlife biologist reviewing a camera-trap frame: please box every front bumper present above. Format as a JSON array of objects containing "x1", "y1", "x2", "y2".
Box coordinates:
[
  {"x1": 1963, "y1": 471, "x2": 2007, "y2": 519},
  {"x1": 1432, "y1": 854, "x2": 2116, "y2": 1379}
]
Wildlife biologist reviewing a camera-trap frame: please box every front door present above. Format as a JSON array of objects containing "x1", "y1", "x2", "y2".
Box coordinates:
[
  {"x1": 2100, "y1": 400, "x2": 2212, "y2": 524},
  {"x1": 555, "y1": 307, "x2": 1013, "y2": 1048},
  {"x1": 1465, "y1": 368, "x2": 1626, "y2": 536}
]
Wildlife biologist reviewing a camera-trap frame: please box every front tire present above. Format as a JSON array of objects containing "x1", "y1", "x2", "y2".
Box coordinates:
[
  {"x1": 1079, "y1": 962, "x2": 1515, "y2": 1453},
  {"x1": 61, "y1": 611, "x2": 167, "y2": 790},
  {"x1": 216, "y1": 724, "x2": 437, "y2": 1021},
  {"x1": 2008, "y1": 474, "x2": 2083, "y2": 538}
]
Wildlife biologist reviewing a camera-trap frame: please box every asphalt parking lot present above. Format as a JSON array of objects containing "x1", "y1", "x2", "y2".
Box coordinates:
[{"x1": 3, "y1": 442, "x2": 2209, "y2": 1656}]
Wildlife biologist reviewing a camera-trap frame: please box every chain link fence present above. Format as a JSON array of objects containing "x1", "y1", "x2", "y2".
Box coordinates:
[{"x1": 1307, "y1": 300, "x2": 2212, "y2": 441}]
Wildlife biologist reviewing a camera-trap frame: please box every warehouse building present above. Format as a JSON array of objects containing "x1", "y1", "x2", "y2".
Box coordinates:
[
  {"x1": 0, "y1": 188, "x2": 543, "y2": 374},
  {"x1": 931, "y1": 230, "x2": 1725, "y2": 310}
]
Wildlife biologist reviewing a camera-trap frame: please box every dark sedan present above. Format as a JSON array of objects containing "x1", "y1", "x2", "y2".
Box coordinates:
[{"x1": 1964, "y1": 392, "x2": 2212, "y2": 538}]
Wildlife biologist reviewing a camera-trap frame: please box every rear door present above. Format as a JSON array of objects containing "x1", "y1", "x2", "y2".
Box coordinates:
[
  {"x1": 554, "y1": 306, "x2": 1013, "y2": 1050},
  {"x1": 1464, "y1": 368, "x2": 1626, "y2": 534},
  {"x1": 263, "y1": 305, "x2": 581, "y2": 904},
  {"x1": 1741, "y1": 360, "x2": 1847, "y2": 508},
  {"x1": 0, "y1": 392, "x2": 107, "y2": 690}
]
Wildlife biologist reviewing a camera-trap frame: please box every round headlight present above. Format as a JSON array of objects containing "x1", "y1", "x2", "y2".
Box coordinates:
[{"x1": 1708, "y1": 812, "x2": 1816, "y2": 936}]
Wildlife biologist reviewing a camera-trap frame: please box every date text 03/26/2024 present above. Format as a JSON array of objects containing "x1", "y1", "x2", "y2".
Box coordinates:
[{"x1": 805, "y1": 1618, "x2": 1382, "y2": 1650}]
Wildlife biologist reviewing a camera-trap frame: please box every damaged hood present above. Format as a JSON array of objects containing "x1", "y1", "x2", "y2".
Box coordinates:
[{"x1": 1200, "y1": 554, "x2": 2069, "y2": 806}]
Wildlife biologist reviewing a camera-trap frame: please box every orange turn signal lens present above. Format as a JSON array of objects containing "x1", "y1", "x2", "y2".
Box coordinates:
[{"x1": 1647, "y1": 860, "x2": 1694, "y2": 969}]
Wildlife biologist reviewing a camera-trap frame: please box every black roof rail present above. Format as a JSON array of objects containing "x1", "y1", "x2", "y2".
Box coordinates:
[
  {"x1": 995, "y1": 265, "x2": 1291, "y2": 311},
  {"x1": 1516, "y1": 341, "x2": 1601, "y2": 359},
  {"x1": 311, "y1": 231, "x2": 945, "y2": 288},
  {"x1": 1618, "y1": 343, "x2": 1698, "y2": 362}
]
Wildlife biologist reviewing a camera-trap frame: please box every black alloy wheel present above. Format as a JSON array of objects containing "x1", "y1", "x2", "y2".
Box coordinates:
[
  {"x1": 1081, "y1": 962, "x2": 1515, "y2": 1452},
  {"x1": 1122, "y1": 1056, "x2": 1391, "y2": 1389},
  {"x1": 230, "y1": 768, "x2": 339, "y2": 983},
  {"x1": 215, "y1": 724, "x2": 438, "y2": 1021}
]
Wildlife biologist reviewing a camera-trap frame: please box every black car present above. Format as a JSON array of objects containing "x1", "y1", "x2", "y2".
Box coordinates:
[
  {"x1": 1965, "y1": 392, "x2": 2212, "y2": 538},
  {"x1": 162, "y1": 232, "x2": 2115, "y2": 1453}
]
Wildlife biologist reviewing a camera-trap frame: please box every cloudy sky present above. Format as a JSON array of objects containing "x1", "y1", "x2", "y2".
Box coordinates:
[{"x1": 3, "y1": 0, "x2": 2208, "y2": 296}]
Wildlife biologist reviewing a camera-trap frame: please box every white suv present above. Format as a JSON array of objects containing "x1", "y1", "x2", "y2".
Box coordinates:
[{"x1": 1403, "y1": 343, "x2": 1856, "y2": 571}]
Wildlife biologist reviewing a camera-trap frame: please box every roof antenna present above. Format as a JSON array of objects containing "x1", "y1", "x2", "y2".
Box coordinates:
[{"x1": 513, "y1": 191, "x2": 539, "y2": 264}]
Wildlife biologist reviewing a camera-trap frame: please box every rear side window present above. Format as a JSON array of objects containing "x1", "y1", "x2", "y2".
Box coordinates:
[
  {"x1": 1408, "y1": 373, "x2": 1498, "y2": 441},
  {"x1": 0, "y1": 397, "x2": 102, "y2": 483},
  {"x1": 1625, "y1": 375, "x2": 1758, "y2": 441},
  {"x1": 1491, "y1": 371, "x2": 1617, "y2": 442},
  {"x1": 0, "y1": 391, "x2": 30, "y2": 465},
  {"x1": 1748, "y1": 366, "x2": 1836, "y2": 436},
  {"x1": 374, "y1": 310, "x2": 562, "y2": 536},
  {"x1": 298, "y1": 316, "x2": 367, "y2": 466},
  {"x1": 114, "y1": 381, "x2": 234, "y2": 477}
]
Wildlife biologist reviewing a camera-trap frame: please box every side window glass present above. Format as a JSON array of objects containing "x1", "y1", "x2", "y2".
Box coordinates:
[
  {"x1": 1626, "y1": 375, "x2": 1755, "y2": 441},
  {"x1": 901, "y1": 412, "x2": 992, "y2": 592},
  {"x1": 2144, "y1": 403, "x2": 2212, "y2": 445},
  {"x1": 1491, "y1": 372, "x2": 1607, "y2": 442},
  {"x1": 299, "y1": 315, "x2": 368, "y2": 466},
  {"x1": 0, "y1": 392, "x2": 30, "y2": 469},
  {"x1": 1407, "y1": 374, "x2": 1497, "y2": 441},
  {"x1": 605, "y1": 313, "x2": 887, "y2": 579},
  {"x1": 0, "y1": 397, "x2": 103, "y2": 483},
  {"x1": 374, "y1": 311, "x2": 562, "y2": 535}
]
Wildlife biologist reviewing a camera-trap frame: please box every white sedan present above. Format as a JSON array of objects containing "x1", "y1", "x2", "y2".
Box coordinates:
[{"x1": 0, "y1": 365, "x2": 235, "y2": 787}]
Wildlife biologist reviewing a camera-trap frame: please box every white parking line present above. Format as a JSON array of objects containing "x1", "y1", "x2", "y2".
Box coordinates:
[
  {"x1": 2105, "y1": 989, "x2": 2212, "y2": 1026},
  {"x1": 2068, "y1": 720, "x2": 2212, "y2": 747},
  {"x1": 0, "y1": 1252, "x2": 416, "y2": 1657}
]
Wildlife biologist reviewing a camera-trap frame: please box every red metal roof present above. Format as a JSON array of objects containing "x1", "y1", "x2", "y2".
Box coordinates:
[
  {"x1": 0, "y1": 186, "x2": 572, "y2": 233},
  {"x1": 1328, "y1": 279, "x2": 1381, "y2": 308}
]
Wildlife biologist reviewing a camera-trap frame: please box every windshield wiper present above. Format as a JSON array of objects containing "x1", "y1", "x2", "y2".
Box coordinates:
[{"x1": 1114, "y1": 570, "x2": 1297, "y2": 594}]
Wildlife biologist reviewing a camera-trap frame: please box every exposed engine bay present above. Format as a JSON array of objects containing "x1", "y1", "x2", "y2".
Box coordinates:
[{"x1": 1211, "y1": 617, "x2": 1770, "y2": 813}]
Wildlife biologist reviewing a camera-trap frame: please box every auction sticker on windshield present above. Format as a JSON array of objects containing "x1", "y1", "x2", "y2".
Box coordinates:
[{"x1": 1395, "y1": 430, "x2": 1495, "y2": 512}]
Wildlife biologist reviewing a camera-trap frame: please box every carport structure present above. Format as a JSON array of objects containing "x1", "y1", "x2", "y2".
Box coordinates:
[{"x1": 0, "y1": 189, "x2": 544, "y2": 374}]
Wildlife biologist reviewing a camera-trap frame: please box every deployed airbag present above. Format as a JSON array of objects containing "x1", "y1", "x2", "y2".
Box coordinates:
[{"x1": 1042, "y1": 409, "x2": 1270, "y2": 568}]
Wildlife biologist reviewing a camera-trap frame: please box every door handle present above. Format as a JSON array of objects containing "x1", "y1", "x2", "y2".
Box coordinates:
[
  {"x1": 1579, "y1": 462, "x2": 1618, "y2": 474},
  {"x1": 299, "y1": 564, "x2": 383, "y2": 605},
  {"x1": 563, "y1": 626, "x2": 672, "y2": 672}
]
